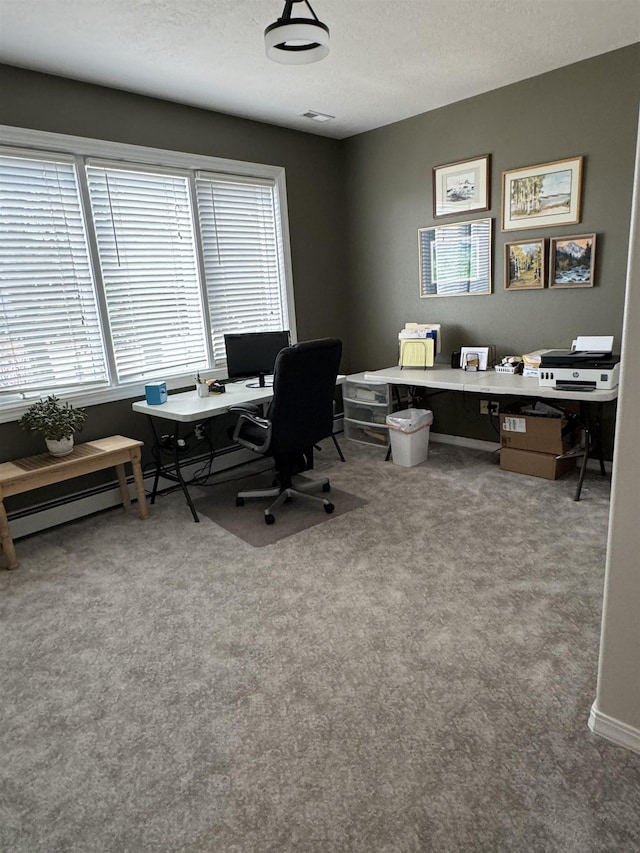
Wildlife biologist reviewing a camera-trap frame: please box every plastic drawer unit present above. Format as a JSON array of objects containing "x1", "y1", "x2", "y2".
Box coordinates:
[{"x1": 343, "y1": 373, "x2": 392, "y2": 447}]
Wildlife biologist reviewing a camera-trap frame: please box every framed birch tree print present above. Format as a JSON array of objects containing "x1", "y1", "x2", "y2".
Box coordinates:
[
  {"x1": 502, "y1": 157, "x2": 583, "y2": 231},
  {"x1": 505, "y1": 239, "x2": 545, "y2": 290}
]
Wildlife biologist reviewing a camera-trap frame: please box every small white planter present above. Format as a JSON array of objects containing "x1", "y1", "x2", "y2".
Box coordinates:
[{"x1": 45, "y1": 436, "x2": 74, "y2": 457}]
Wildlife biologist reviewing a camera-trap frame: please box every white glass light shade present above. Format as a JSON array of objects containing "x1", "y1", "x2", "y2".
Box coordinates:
[{"x1": 265, "y1": 21, "x2": 330, "y2": 65}]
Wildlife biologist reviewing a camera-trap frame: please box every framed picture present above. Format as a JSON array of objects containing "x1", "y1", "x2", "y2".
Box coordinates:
[
  {"x1": 459, "y1": 346, "x2": 492, "y2": 371},
  {"x1": 505, "y1": 239, "x2": 545, "y2": 290},
  {"x1": 502, "y1": 156, "x2": 583, "y2": 231},
  {"x1": 549, "y1": 233, "x2": 596, "y2": 288},
  {"x1": 433, "y1": 155, "x2": 490, "y2": 218},
  {"x1": 419, "y1": 217, "x2": 492, "y2": 297}
]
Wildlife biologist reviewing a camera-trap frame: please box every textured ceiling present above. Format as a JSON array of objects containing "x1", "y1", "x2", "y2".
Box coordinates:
[{"x1": 0, "y1": 0, "x2": 638, "y2": 139}]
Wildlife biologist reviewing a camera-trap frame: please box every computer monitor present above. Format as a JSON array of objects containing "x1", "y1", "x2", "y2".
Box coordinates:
[{"x1": 224, "y1": 331, "x2": 291, "y2": 388}]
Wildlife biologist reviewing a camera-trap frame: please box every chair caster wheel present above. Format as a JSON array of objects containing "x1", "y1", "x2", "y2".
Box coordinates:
[
  {"x1": 265, "y1": 513, "x2": 275, "y2": 525},
  {"x1": 324, "y1": 502, "x2": 335, "y2": 514},
  {"x1": 236, "y1": 497, "x2": 245, "y2": 507},
  {"x1": 322, "y1": 482, "x2": 331, "y2": 493}
]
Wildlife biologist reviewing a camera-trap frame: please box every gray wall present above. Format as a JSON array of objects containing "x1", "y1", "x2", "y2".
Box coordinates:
[
  {"x1": 0, "y1": 65, "x2": 349, "y2": 496},
  {"x1": 343, "y1": 44, "x2": 640, "y2": 447},
  {"x1": 1, "y1": 45, "x2": 638, "y2": 499}
]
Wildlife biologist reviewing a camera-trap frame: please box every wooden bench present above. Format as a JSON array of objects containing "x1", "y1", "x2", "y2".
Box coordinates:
[{"x1": 0, "y1": 435, "x2": 149, "y2": 571}]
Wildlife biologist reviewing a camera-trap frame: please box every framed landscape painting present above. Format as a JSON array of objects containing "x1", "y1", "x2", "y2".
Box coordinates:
[
  {"x1": 502, "y1": 156, "x2": 582, "y2": 231},
  {"x1": 505, "y1": 239, "x2": 545, "y2": 290},
  {"x1": 433, "y1": 155, "x2": 490, "y2": 218},
  {"x1": 549, "y1": 234, "x2": 596, "y2": 288}
]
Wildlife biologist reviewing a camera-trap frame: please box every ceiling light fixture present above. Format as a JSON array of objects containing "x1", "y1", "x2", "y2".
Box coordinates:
[{"x1": 265, "y1": 0, "x2": 330, "y2": 65}]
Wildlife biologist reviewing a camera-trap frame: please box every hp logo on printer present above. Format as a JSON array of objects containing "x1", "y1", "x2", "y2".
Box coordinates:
[{"x1": 573, "y1": 371, "x2": 580, "y2": 378}]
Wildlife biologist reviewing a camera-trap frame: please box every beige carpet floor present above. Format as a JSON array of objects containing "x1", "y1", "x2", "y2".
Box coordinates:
[{"x1": 1, "y1": 438, "x2": 639, "y2": 853}]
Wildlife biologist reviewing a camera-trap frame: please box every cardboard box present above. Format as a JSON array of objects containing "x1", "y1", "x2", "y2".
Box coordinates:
[
  {"x1": 499, "y1": 408, "x2": 577, "y2": 455},
  {"x1": 500, "y1": 447, "x2": 576, "y2": 480}
]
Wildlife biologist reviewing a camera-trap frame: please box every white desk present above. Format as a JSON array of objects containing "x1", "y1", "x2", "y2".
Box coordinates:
[
  {"x1": 132, "y1": 380, "x2": 275, "y2": 423},
  {"x1": 132, "y1": 377, "x2": 345, "y2": 520},
  {"x1": 363, "y1": 365, "x2": 618, "y2": 403},
  {"x1": 363, "y1": 365, "x2": 618, "y2": 499},
  {"x1": 132, "y1": 380, "x2": 278, "y2": 521}
]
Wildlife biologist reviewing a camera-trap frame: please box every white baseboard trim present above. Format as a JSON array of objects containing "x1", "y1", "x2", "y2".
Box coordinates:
[
  {"x1": 7, "y1": 420, "x2": 609, "y2": 542},
  {"x1": 430, "y1": 432, "x2": 500, "y2": 452},
  {"x1": 589, "y1": 703, "x2": 640, "y2": 754},
  {"x1": 430, "y1": 431, "x2": 612, "y2": 472}
]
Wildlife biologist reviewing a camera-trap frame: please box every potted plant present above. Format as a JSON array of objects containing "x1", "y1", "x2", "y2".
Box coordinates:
[{"x1": 18, "y1": 395, "x2": 87, "y2": 457}]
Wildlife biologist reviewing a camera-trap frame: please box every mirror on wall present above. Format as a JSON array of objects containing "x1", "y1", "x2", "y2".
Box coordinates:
[{"x1": 419, "y1": 218, "x2": 492, "y2": 297}]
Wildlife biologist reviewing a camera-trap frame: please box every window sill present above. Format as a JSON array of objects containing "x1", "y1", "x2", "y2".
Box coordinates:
[{"x1": 0, "y1": 368, "x2": 228, "y2": 424}]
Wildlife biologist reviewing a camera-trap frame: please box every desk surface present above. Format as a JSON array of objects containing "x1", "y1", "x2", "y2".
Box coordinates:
[
  {"x1": 132, "y1": 376, "x2": 347, "y2": 423},
  {"x1": 132, "y1": 380, "x2": 274, "y2": 423},
  {"x1": 363, "y1": 365, "x2": 618, "y2": 403}
]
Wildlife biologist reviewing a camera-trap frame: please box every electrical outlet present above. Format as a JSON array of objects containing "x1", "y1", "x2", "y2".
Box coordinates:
[{"x1": 480, "y1": 399, "x2": 500, "y2": 415}]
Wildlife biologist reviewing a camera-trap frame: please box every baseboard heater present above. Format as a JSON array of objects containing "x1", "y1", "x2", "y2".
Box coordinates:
[
  {"x1": 9, "y1": 417, "x2": 346, "y2": 542},
  {"x1": 8, "y1": 444, "x2": 255, "y2": 542},
  {"x1": 8, "y1": 420, "x2": 607, "y2": 542}
]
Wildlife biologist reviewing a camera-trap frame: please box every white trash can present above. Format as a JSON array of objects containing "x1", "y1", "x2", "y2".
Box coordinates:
[{"x1": 386, "y1": 409, "x2": 433, "y2": 467}]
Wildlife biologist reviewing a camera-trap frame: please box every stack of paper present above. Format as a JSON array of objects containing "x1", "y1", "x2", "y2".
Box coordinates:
[
  {"x1": 572, "y1": 335, "x2": 614, "y2": 353},
  {"x1": 521, "y1": 349, "x2": 550, "y2": 378},
  {"x1": 400, "y1": 323, "x2": 441, "y2": 353}
]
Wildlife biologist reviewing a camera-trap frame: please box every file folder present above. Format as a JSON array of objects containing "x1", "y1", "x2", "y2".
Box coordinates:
[{"x1": 399, "y1": 338, "x2": 434, "y2": 369}]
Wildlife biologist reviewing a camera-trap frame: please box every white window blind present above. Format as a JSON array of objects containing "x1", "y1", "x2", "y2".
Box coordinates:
[
  {"x1": 86, "y1": 163, "x2": 208, "y2": 383},
  {"x1": 0, "y1": 153, "x2": 107, "y2": 395},
  {"x1": 195, "y1": 173, "x2": 288, "y2": 363},
  {"x1": 0, "y1": 128, "x2": 294, "y2": 415}
]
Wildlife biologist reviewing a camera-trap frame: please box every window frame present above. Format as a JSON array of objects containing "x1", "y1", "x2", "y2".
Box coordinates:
[{"x1": 0, "y1": 125, "x2": 297, "y2": 424}]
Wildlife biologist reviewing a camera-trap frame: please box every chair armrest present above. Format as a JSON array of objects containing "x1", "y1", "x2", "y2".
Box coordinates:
[
  {"x1": 229, "y1": 403, "x2": 262, "y2": 416},
  {"x1": 231, "y1": 409, "x2": 272, "y2": 453}
]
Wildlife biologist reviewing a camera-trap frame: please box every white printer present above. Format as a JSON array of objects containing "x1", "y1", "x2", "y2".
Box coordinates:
[{"x1": 538, "y1": 336, "x2": 620, "y2": 392}]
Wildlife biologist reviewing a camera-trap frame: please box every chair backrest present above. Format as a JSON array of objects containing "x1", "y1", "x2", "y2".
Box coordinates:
[{"x1": 267, "y1": 338, "x2": 342, "y2": 455}]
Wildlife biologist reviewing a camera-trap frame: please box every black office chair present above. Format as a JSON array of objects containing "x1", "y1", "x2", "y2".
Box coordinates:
[{"x1": 231, "y1": 338, "x2": 343, "y2": 524}]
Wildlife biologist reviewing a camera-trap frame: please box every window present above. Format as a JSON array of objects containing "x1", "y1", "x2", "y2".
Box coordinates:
[
  {"x1": 0, "y1": 151, "x2": 108, "y2": 395},
  {"x1": 86, "y1": 163, "x2": 207, "y2": 383},
  {"x1": 0, "y1": 128, "x2": 294, "y2": 418},
  {"x1": 196, "y1": 173, "x2": 287, "y2": 363}
]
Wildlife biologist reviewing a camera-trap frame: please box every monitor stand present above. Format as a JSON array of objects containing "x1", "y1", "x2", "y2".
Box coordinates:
[{"x1": 247, "y1": 373, "x2": 273, "y2": 389}]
